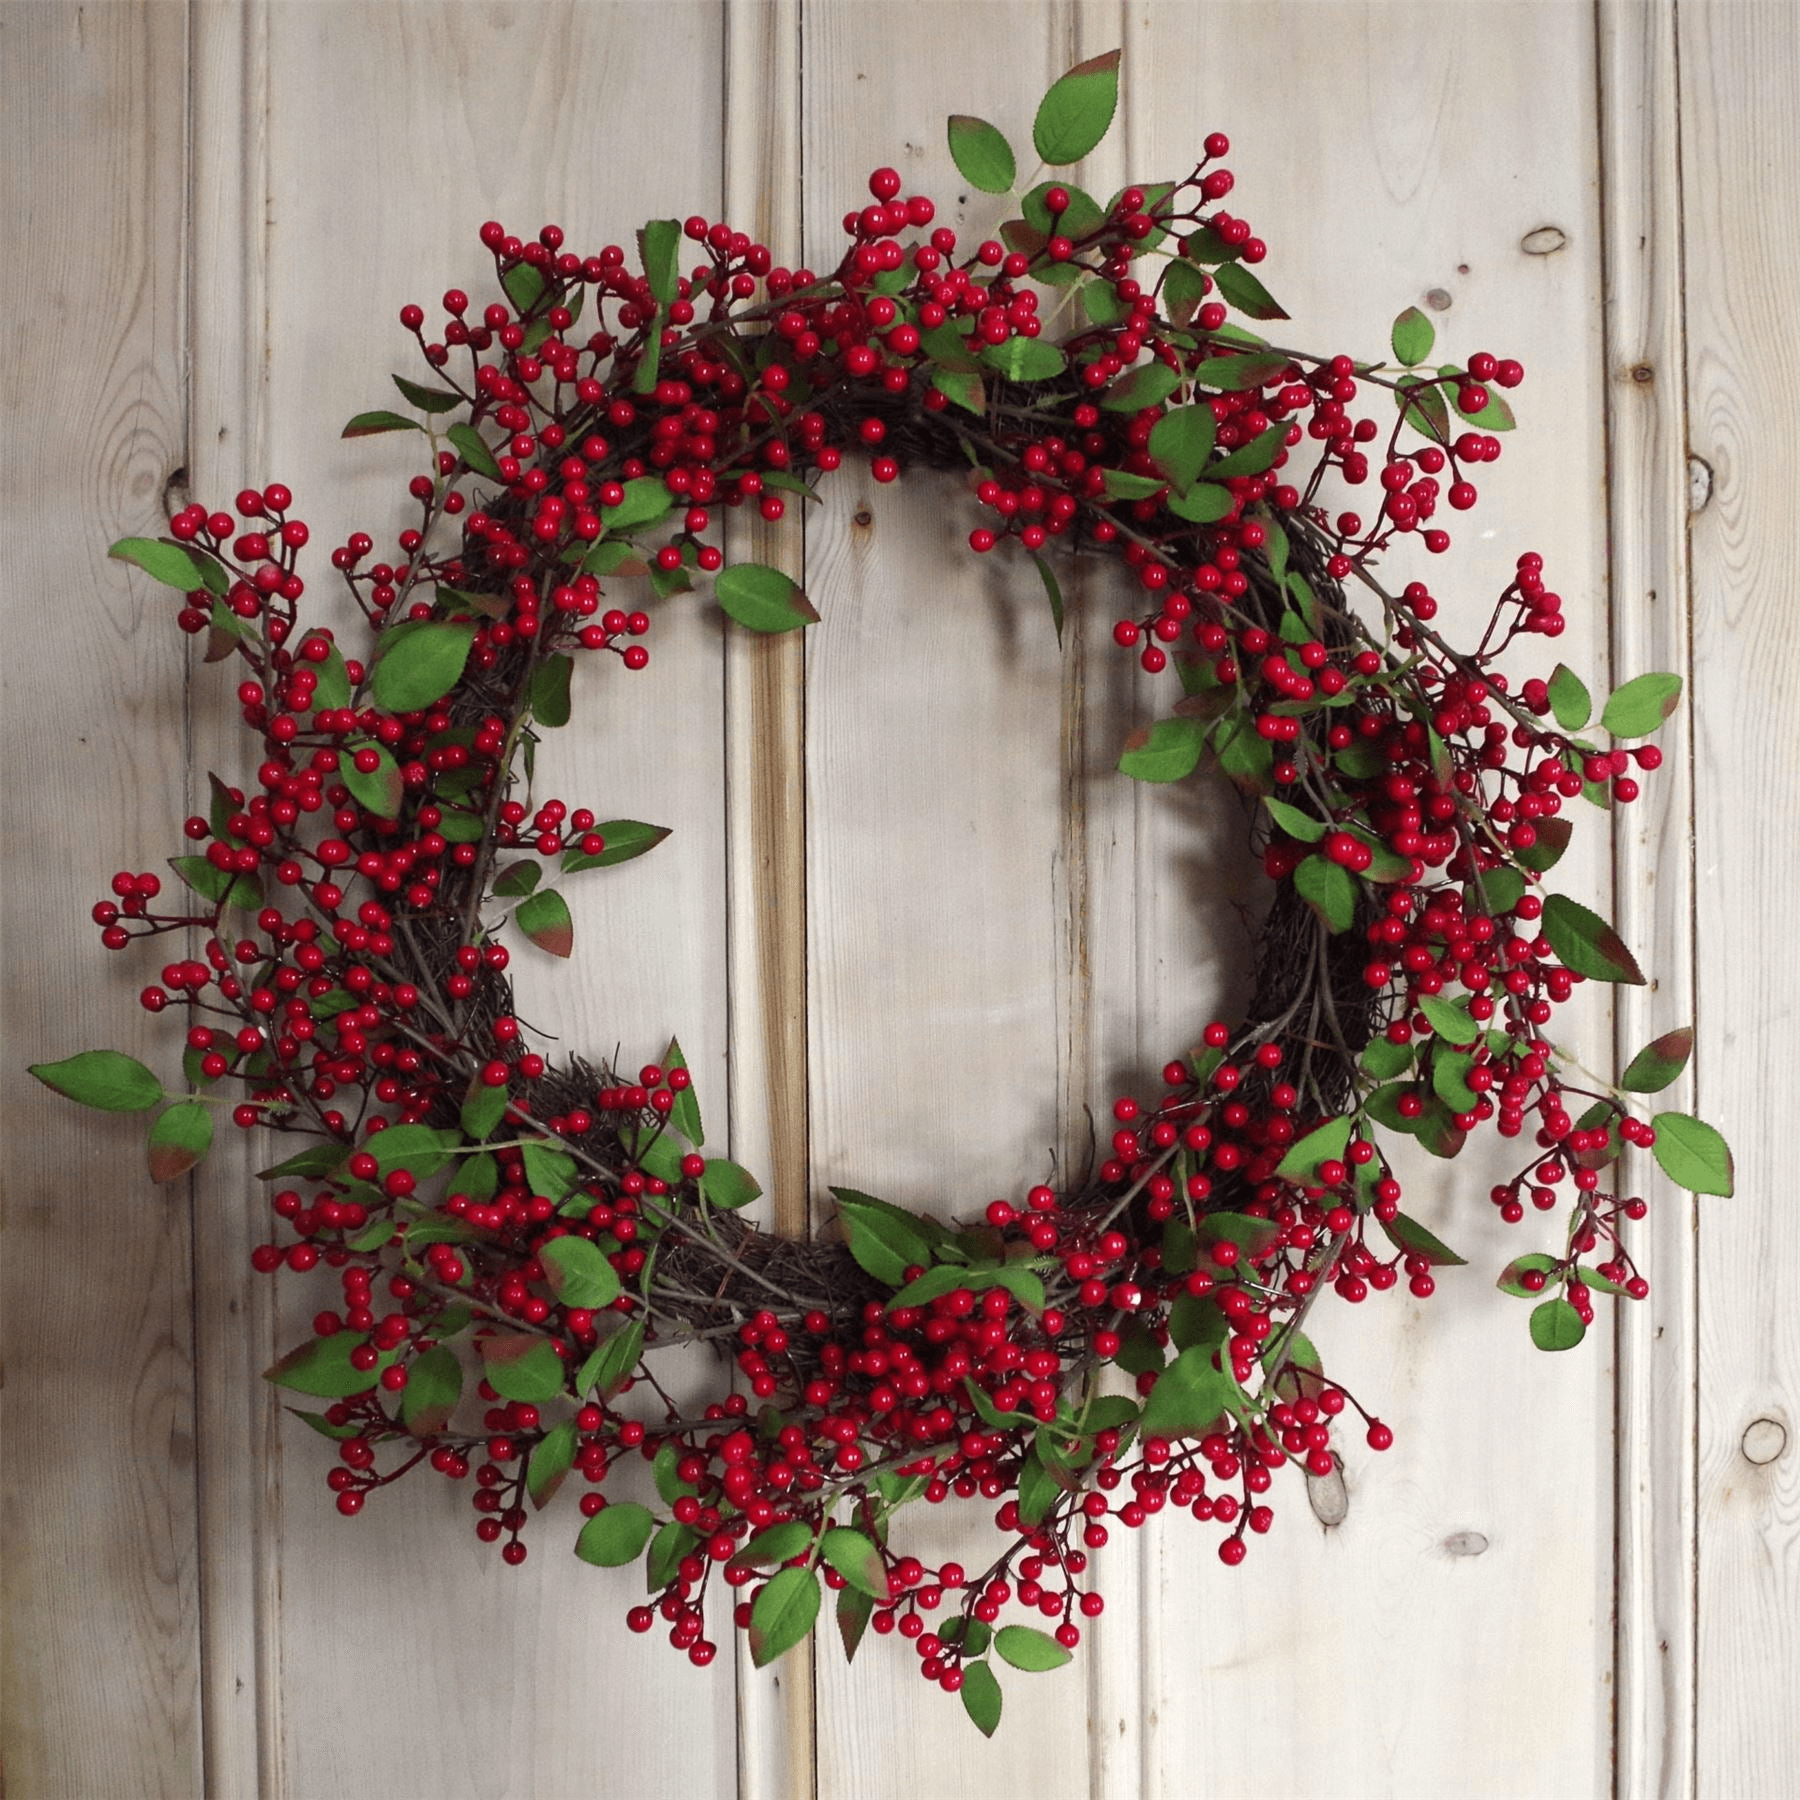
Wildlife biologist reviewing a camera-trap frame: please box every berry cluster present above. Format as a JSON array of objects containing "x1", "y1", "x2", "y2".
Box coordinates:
[{"x1": 37, "y1": 54, "x2": 1728, "y2": 1731}]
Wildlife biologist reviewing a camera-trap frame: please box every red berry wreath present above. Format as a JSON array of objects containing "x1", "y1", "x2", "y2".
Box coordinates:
[{"x1": 32, "y1": 52, "x2": 1731, "y2": 1732}]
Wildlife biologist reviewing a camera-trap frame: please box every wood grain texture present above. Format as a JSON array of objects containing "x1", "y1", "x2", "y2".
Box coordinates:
[
  {"x1": 1126, "y1": 7, "x2": 1615, "y2": 1796},
  {"x1": 1680, "y1": 3, "x2": 1800, "y2": 1794},
  {"x1": 799, "y1": 6, "x2": 1108, "y2": 1791},
  {"x1": 1595, "y1": 6, "x2": 1698, "y2": 1796},
  {"x1": 243, "y1": 6, "x2": 740, "y2": 1794},
  {"x1": 0, "y1": 5, "x2": 203, "y2": 1795}
]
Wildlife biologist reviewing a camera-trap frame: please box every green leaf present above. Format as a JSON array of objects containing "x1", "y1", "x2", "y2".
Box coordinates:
[
  {"x1": 529, "y1": 653, "x2": 573, "y2": 728},
  {"x1": 169, "y1": 854, "x2": 262, "y2": 910},
  {"x1": 561, "y1": 818, "x2": 672, "y2": 873},
  {"x1": 1191, "y1": 353, "x2": 1289, "y2": 393},
  {"x1": 1496, "y1": 1251, "x2": 1561, "y2": 1298},
  {"x1": 256, "y1": 1141, "x2": 349, "y2": 1182},
  {"x1": 1390, "y1": 306, "x2": 1435, "y2": 368},
  {"x1": 918, "y1": 322, "x2": 981, "y2": 373},
  {"x1": 1099, "y1": 360, "x2": 1181, "y2": 413},
  {"x1": 1211, "y1": 260, "x2": 1288, "y2": 321},
  {"x1": 1033, "y1": 48, "x2": 1119, "y2": 163},
  {"x1": 290, "y1": 1407, "x2": 360, "y2": 1441},
  {"x1": 1541, "y1": 894, "x2": 1645, "y2": 984},
  {"x1": 341, "y1": 739, "x2": 403, "y2": 818},
  {"x1": 1017, "y1": 1445, "x2": 1062, "y2": 1528},
  {"x1": 698, "y1": 1157, "x2": 762, "y2": 1210},
  {"x1": 981, "y1": 338, "x2": 1066, "y2": 383},
  {"x1": 575, "y1": 1501, "x2": 656, "y2": 1568},
  {"x1": 930, "y1": 367, "x2": 986, "y2": 415},
  {"x1": 1473, "y1": 865, "x2": 1527, "y2": 918},
  {"x1": 1378, "y1": 1210, "x2": 1467, "y2": 1267},
  {"x1": 1515, "y1": 815, "x2": 1571, "y2": 873},
  {"x1": 964, "y1": 1377, "x2": 1032, "y2": 1429},
  {"x1": 1547, "y1": 664, "x2": 1592, "y2": 732},
  {"x1": 820, "y1": 1526, "x2": 889, "y2": 1599},
  {"x1": 749, "y1": 1565, "x2": 821, "y2": 1667},
  {"x1": 887, "y1": 1265, "x2": 980, "y2": 1310},
  {"x1": 481, "y1": 1334, "x2": 566, "y2": 1403},
  {"x1": 837, "y1": 1584, "x2": 875, "y2": 1665},
  {"x1": 108, "y1": 536, "x2": 211, "y2": 590},
  {"x1": 1293, "y1": 854, "x2": 1358, "y2": 933},
  {"x1": 1529, "y1": 1297, "x2": 1587, "y2": 1351},
  {"x1": 265, "y1": 1332, "x2": 397, "y2": 1398},
  {"x1": 527, "y1": 1420, "x2": 577, "y2": 1509},
  {"x1": 1166, "y1": 482, "x2": 1235, "y2": 525},
  {"x1": 400, "y1": 1346, "x2": 462, "y2": 1435},
  {"x1": 1031, "y1": 552, "x2": 1066, "y2": 645},
  {"x1": 960, "y1": 1658, "x2": 1003, "y2": 1735},
  {"x1": 502, "y1": 261, "x2": 546, "y2": 317},
  {"x1": 1601, "y1": 672, "x2": 1682, "y2": 738},
  {"x1": 995, "y1": 1622, "x2": 1072, "y2": 1671},
  {"x1": 461, "y1": 1077, "x2": 511, "y2": 1143},
  {"x1": 715, "y1": 562, "x2": 820, "y2": 634},
  {"x1": 947, "y1": 115, "x2": 1016, "y2": 193},
  {"x1": 1102, "y1": 470, "x2": 1167, "y2": 501},
  {"x1": 1022, "y1": 180, "x2": 1106, "y2": 241},
  {"x1": 446, "y1": 421, "x2": 502, "y2": 481},
  {"x1": 662, "y1": 1037, "x2": 704, "y2": 1147},
  {"x1": 1398, "y1": 379, "x2": 1452, "y2": 445},
  {"x1": 391, "y1": 373, "x2": 463, "y2": 413},
  {"x1": 539, "y1": 1236, "x2": 622, "y2": 1310},
  {"x1": 639, "y1": 218, "x2": 681, "y2": 305},
  {"x1": 1651, "y1": 1111, "x2": 1734, "y2": 1195},
  {"x1": 147, "y1": 1100, "x2": 213, "y2": 1182},
  {"x1": 576, "y1": 1319, "x2": 644, "y2": 1401},
  {"x1": 1431, "y1": 1048, "x2": 1479, "y2": 1112},
  {"x1": 1418, "y1": 995, "x2": 1481, "y2": 1046},
  {"x1": 342, "y1": 409, "x2": 424, "y2": 439},
  {"x1": 1118, "y1": 716, "x2": 1206, "y2": 783},
  {"x1": 1148, "y1": 404, "x2": 1218, "y2": 494},
  {"x1": 832, "y1": 1189, "x2": 937, "y2": 1287},
  {"x1": 646, "y1": 1520, "x2": 698, "y2": 1591},
  {"x1": 515, "y1": 887, "x2": 573, "y2": 959},
  {"x1": 368, "y1": 1124, "x2": 461, "y2": 1180},
  {"x1": 1162, "y1": 257, "x2": 1209, "y2": 327},
  {"x1": 1139, "y1": 1342, "x2": 1238, "y2": 1440},
  {"x1": 1275, "y1": 1115, "x2": 1352, "y2": 1184},
  {"x1": 521, "y1": 1142, "x2": 577, "y2": 1204},
  {"x1": 1621, "y1": 1027, "x2": 1694, "y2": 1094},
  {"x1": 1360, "y1": 1036, "x2": 1415, "y2": 1081},
  {"x1": 30, "y1": 1049, "x2": 163, "y2": 1113},
  {"x1": 737, "y1": 1520, "x2": 815, "y2": 1567},
  {"x1": 600, "y1": 476, "x2": 675, "y2": 535},
  {"x1": 371, "y1": 621, "x2": 474, "y2": 714}
]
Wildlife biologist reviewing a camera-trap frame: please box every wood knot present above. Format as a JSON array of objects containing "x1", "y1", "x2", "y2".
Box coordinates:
[
  {"x1": 1521, "y1": 225, "x2": 1568, "y2": 256},
  {"x1": 852, "y1": 504, "x2": 875, "y2": 531},
  {"x1": 1424, "y1": 288, "x2": 1453, "y2": 312},
  {"x1": 1305, "y1": 1456, "x2": 1349, "y2": 1527},
  {"x1": 1628, "y1": 362, "x2": 1655, "y2": 385},
  {"x1": 1442, "y1": 1529, "x2": 1489, "y2": 1557},
  {"x1": 1741, "y1": 1417, "x2": 1787, "y2": 1465}
]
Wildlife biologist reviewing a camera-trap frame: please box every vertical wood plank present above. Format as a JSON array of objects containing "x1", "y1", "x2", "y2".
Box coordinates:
[
  {"x1": 1680, "y1": 4, "x2": 1800, "y2": 1792},
  {"x1": 798, "y1": 6, "x2": 1112, "y2": 1791},
  {"x1": 1595, "y1": 5, "x2": 1698, "y2": 1796},
  {"x1": 230, "y1": 6, "x2": 741, "y2": 1792},
  {"x1": 721, "y1": 4, "x2": 819, "y2": 1793},
  {"x1": 1129, "y1": 6, "x2": 1615, "y2": 1795},
  {"x1": 0, "y1": 5, "x2": 203, "y2": 1795},
  {"x1": 186, "y1": 6, "x2": 286, "y2": 1794}
]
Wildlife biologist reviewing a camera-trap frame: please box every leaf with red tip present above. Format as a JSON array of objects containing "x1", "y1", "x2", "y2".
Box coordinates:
[
  {"x1": 147, "y1": 1099, "x2": 213, "y2": 1182},
  {"x1": 400, "y1": 1347, "x2": 462, "y2": 1435},
  {"x1": 561, "y1": 818, "x2": 671, "y2": 873},
  {"x1": 341, "y1": 738, "x2": 403, "y2": 818},
  {"x1": 515, "y1": 887, "x2": 573, "y2": 958},
  {"x1": 480, "y1": 1334, "x2": 565, "y2": 1403},
  {"x1": 749, "y1": 1565, "x2": 821, "y2": 1667},
  {"x1": 1033, "y1": 48, "x2": 1120, "y2": 165},
  {"x1": 1541, "y1": 894, "x2": 1646, "y2": 984},
  {"x1": 947, "y1": 114, "x2": 1016, "y2": 192},
  {"x1": 265, "y1": 1333, "x2": 397, "y2": 1398},
  {"x1": 715, "y1": 561, "x2": 819, "y2": 633},
  {"x1": 837, "y1": 1584, "x2": 875, "y2": 1664},
  {"x1": 527, "y1": 1421, "x2": 577, "y2": 1509},
  {"x1": 960, "y1": 1658, "x2": 1003, "y2": 1735},
  {"x1": 1621, "y1": 1026, "x2": 1694, "y2": 1094},
  {"x1": 1378, "y1": 1209, "x2": 1467, "y2": 1267},
  {"x1": 1651, "y1": 1111, "x2": 1734, "y2": 1196},
  {"x1": 821, "y1": 1527, "x2": 889, "y2": 1599}
]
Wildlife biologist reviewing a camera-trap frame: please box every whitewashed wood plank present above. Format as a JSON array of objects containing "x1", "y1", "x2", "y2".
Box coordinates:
[
  {"x1": 719, "y1": 4, "x2": 821, "y2": 1795},
  {"x1": 0, "y1": 5, "x2": 203, "y2": 1795},
  {"x1": 799, "y1": 5, "x2": 1115, "y2": 1791},
  {"x1": 241, "y1": 6, "x2": 740, "y2": 1794},
  {"x1": 1126, "y1": 7, "x2": 1615, "y2": 1795},
  {"x1": 1679, "y1": 4, "x2": 1800, "y2": 1793},
  {"x1": 186, "y1": 7, "x2": 289, "y2": 1796},
  {"x1": 1595, "y1": 5, "x2": 1699, "y2": 1796}
]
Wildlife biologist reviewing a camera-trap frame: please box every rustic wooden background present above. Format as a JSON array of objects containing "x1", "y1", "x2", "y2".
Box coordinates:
[{"x1": 3, "y1": 3, "x2": 1794, "y2": 1796}]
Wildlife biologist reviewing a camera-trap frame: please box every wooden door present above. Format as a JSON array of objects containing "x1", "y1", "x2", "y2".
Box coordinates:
[{"x1": 5, "y1": 4, "x2": 1795, "y2": 1796}]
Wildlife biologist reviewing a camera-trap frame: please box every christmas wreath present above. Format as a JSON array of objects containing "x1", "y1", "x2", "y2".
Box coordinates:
[{"x1": 31, "y1": 53, "x2": 1732, "y2": 1734}]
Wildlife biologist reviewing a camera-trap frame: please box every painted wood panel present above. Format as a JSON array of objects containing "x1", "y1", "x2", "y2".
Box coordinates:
[
  {"x1": 6, "y1": 4, "x2": 1787, "y2": 1797},
  {"x1": 1682, "y1": 2, "x2": 1800, "y2": 1793},
  {"x1": 0, "y1": 6, "x2": 204, "y2": 1797}
]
